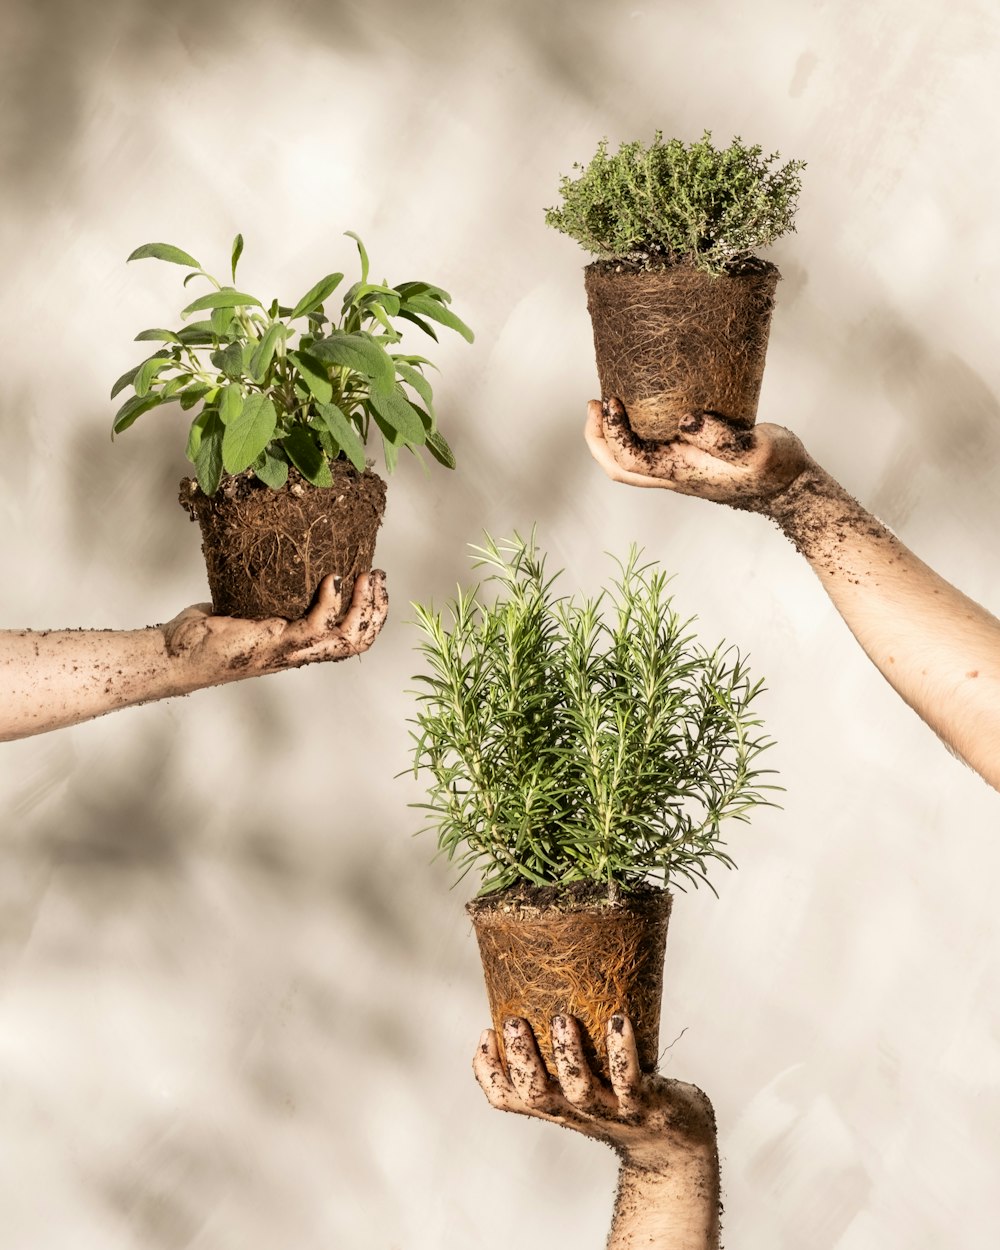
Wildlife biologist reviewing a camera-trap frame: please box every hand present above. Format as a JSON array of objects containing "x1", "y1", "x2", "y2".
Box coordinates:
[
  {"x1": 163, "y1": 569, "x2": 389, "y2": 681},
  {"x1": 473, "y1": 1014, "x2": 716, "y2": 1174},
  {"x1": 585, "y1": 397, "x2": 812, "y2": 513}
]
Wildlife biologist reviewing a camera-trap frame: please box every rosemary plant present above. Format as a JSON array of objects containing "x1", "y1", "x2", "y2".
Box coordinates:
[
  {"x1": 545, "y1": 131, "x2": 805, "y2": 275},
  {"x1": 409, "y1": 534, "x2": 778, "y2": 899}
]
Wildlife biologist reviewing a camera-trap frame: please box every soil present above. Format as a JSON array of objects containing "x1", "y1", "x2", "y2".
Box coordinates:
[
  {"x1": 468, "y1": 883, "x2": 672, "y2": 1080},
  {"x1": 180, "y1": 461, "x2": 386, "y2": 621},
  {"x1": 585, "y1": 258, "x2": 780, "y2": 441}
]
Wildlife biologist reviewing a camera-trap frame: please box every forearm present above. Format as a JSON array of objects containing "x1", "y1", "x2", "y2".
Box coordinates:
[
  {"x1": 768, "y1": 467, "x2": 1000, "y2": 790},
  {"x1": 0, "y1": 626, "x2": 211, "y2": 741},
  {"x1": 608, "y1": 1150, "x2": 720, "y2": 1250}
]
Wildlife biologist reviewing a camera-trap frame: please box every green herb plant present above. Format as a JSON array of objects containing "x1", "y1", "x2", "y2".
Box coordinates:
[
  {"x1": 545, "y1": 131, "x2": 805, "y2": 275},
  {"x1": 111, "y1": 234, "x2": 473, "y2": 494},
  {"x1": 410, "y1": 533, "x2": 779, "y2": 900}
]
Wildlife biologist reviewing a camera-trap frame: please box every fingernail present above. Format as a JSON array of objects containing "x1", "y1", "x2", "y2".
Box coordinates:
[
  {"x1": 610, "y1": 1014, "x2": 626, "y2": 1034},
  {"x1": 332, "y1": 576, "x2": 343, "y2": 592},
  {"x1": 679, "y1": 413, "x2": 704, "y2": 434},
  {"x1": 552, "y1": 1014, "x2": 568, "y2": 1033},
  {"x1": 503, "y1": 1017, "x2": 521, "y2": 1035}
]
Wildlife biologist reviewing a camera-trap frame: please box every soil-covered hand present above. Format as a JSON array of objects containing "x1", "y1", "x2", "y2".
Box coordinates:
[
  {"x1": 474, "y1": 1014, "x2": 716, "y2": 1174},
  {"x1": 164, "y1": 568, "x2": 389, "y2": 682},
  {"x1": 586, "y1": 397, "x2": 812, "y2": 513}
]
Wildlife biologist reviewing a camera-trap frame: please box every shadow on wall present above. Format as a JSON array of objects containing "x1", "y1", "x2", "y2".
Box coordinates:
[
  {"x1": 848, "y1": 307, "x2": 1000, "y2": 529},
  {"x1": 0, "y1": 0, "x2": 625, "y2": 196}
]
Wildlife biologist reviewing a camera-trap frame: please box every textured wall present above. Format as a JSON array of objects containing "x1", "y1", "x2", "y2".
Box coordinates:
[{"x1": 1, "y1": 1, "x2": 999, "y2": 1246}]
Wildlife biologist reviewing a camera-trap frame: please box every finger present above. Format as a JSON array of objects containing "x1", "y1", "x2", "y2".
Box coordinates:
[
  {"x1": 473, "y1": 1029, "x2": 524, "y2": 1113},
  {"x1": 585, "y1": 402, "x2": 681, "y2": 490},
  {"x1": 607, "y1": 1015, "x2": 645, "y2": 1118},
  {"x1": 677, "y1": 411, "x2": 755, "y2": 461},
  {"x1": 503, "y1": 1018, "x2": 563, "y2": 1114},
  {"x1": 307, "y1": 573, "x2": 345, "y2": 627},
  {"x1": 551, "y1": 1015, "x2": 617, "y2": 1116}
]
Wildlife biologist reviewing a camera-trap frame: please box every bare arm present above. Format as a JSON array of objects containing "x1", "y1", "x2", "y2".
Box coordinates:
[
  {"x1": 0, "y1": 570, "x2": 388, "y2": 742},
  {"x1": 474, "y1": 1015, "x2": 720, "y2": 1250},
  {"x1": 587, "y1": 400, "x2": 1000, "y2": 792}
]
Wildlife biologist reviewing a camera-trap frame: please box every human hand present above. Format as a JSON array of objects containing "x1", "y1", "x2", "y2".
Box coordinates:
[
  {"x1": 585, "y1": 397, "x2": 812, "y2": 514},
  {"x1": 473, "y1": 1014, "x2": 716, "y2": 1174},
  {"x1": 163, "y1": 568, "x2": 389, "y2": 683}
]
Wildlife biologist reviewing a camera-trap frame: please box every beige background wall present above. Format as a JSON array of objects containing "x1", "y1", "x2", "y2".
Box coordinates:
[{"x1": 1, "y1": 1, "x2": 999, "y2": 1246}]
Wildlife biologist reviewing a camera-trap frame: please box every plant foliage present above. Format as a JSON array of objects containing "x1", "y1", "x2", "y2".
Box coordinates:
[
  {"x1": 409, "y1": 533, "x2": 779, "y2": 899},
  {"x1": 112, "y1": 234, "x2": 473, "y2": 494},
  {"x1": 545, "y1": 131, "x2": 805, "y2": 275}
]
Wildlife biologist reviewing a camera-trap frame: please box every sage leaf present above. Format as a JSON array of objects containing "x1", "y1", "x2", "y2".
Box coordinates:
[
  {"x1": 395, "y1": 362, "x2": 434, "y2": 410},
  {"x1": 289, "y1": 272, "x2": 344, "y2": 320},
  {"x1": 111, "y1": 392, "x2": 163, "y2": 435},
  {"x1": 309, "y1": 332, "x2": 394, "y2": 384},
  {"x1": 110, "y1": 363, "x2": 141, "y2": 400},
  {"x1": 254, "y1": 448, "x2": 289, "y2": 490},
  {"x1": 369, "y1": 381, "x2": 426, "y2": 445},
  {"x1": 426, "y1": 428, "x2": 457, "y2": 469},
  {"x1": 133, "y1": 356, "x2": 170, "y2": 397},
  {"x1": 345, "y1": 231, "x2": 369, "y2": 284},
  {"x1": 127, "y1": 242, "x2": 202, "y2": 268},
  {"x1": 195, "y1": 411, "x2": 224, "y2": 494},
  {"x1": 284, "y1": 427, "x2": 333, "y2": 486},
  {"x1": 400, "y1": 293, "x2": 474, "y2": 342},
  {"x1": 316, "y1": 401, "x2": 366, "y2": 471},
  {"x1": 221, "y1": 393, "x2": 276, "y2": 474},
  {"x1": 249, "y1": 322, "x2": 284, "y2": 382},
  {"x1": 218, "y1": 383, "x2": 244, "y2": 426},
  {"x1": 182, "y1": 288, "x2": 263, "y2": 318},
  {"x1": 397, "y1": 309, "x2": 438, "y2": 341},
  {"x1": 211, "y1": 340, "x2": 244, "y2": 380},
  {"x1": 231, "y1": 233, "x2": 244, "y2": 281},
  {"x1": 179, "y1": 383, "x2": 213, "y2": 411},
  {"x1": 134, "y1": 328, "x2": 182, "y2": 343},
  {"x1": 287, "y1": 350, "x2": 333, "y2": 404}
]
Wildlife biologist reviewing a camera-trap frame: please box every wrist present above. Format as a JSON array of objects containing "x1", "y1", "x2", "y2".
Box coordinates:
[{"x1": 611, "y1": 1148, "x2": 720, "y2": 1250}]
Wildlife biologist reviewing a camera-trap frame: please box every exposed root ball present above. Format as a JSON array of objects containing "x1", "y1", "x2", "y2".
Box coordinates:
[
  {"x1": 180, "y1": 462, "x2": 387, "y2": 620},
  {"x1": 585, "y1": 260, "x2": 780, "y2": 441},
  {"x1": 468, "y1": 884, "x2": 672, "y2": 1079}
]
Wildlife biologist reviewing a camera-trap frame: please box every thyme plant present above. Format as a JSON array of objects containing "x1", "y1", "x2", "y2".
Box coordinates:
[
  {"x1": 112, "y1": 233, "x2": 472, "y2": 494},
  {"x1": 545, "y1": 131, "x2": 805, "y2": 275},
  {"x1": 409, "y1": 534, "x2": 778, "y2": 899}
]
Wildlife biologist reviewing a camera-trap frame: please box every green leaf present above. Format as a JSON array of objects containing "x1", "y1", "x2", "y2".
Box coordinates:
[
  {"x1": 426, "y1": 428, "x2": 457, "y2": 469},
  {"x1": 289, "y1": 272, "x2": 344, "y2": 320},
  {"x1": 134, "y1": 328, "x2": 182, "y2": 344},
  {"x1": 185, "y1": 406, "x2": 215, "y2": 459},
  {"x1": 249, "y1": 322, "x2": 285, "y2": 382},
  {"x1": 395, "y1": 280, "x2": 454, "y2": 304},
  {"x1": 211, "y1": 305, "x2": 236, "y2": 337},
  {"x1": 395, "y1": 362, "x2": 435, "y2": 411},
  {"x1": 181, "y1": 288, "x2": 263, "y2": 318},
  {"x1": 287, "y1": 350, "x2": 333, "y2": 404},
  {"x1": 211, "y1": 339, "x2": 244, "y2": 380},
  {"x1": 369, "y1": 381, "x2": 426, "y2": 445},
  {"x1": 316, "y1": 401, "x2": 367, "y2": 472},
  {"x1": 345, "y1": 231, "x2": 369, "y2": 284},
  {"x1": 400, "y1": 293, "x2": 474, "y2": 342},
  {"x1": 110, "y1": 363, "x2": 141, "y2": 400},
  {"x1": 111, "y1": 392, "x2": 163, "y2": 435},
  {"x1": 221, "y1": 393, "x2": 276, "y2": 474},
  {"x1": 309, "y1": 332, "x2": 394, "y2": 384},
  {"x1": 254, "y1": 448, "x2": 289, "y2": 489},
  {"x1": 127, "y1": 242, "x2": 201, "y2": 268},
  {"x1": 219, "y1": 383, "x2": 244, "y2": 426},
  {"x1": 284, "y1": 427, "x2": 333, "y2": 486},
  {"x1": 396, "y1": 309, "x2": 438, "y2": 341},
  {"x1": 134, "y1": 356, "x2": 171, "y2": 397},
  {"x1": 177, "y1": 321, "x2": 217, "y2": 345},
  {"x1": 179, "y1": 383, "x2": 214, "y2": 411},
  {"x1": 195, "y1": 411, "x2": 224, "y2": 494},
  {"x1": 380, "y1": 428, "x2": 400, "y2": 473},
  {"x1": 231, "y1": 233, "x2": 244, "y2": 281}
]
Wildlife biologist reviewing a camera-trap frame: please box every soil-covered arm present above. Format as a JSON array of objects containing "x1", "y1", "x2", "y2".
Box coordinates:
[
  {"x1": 474, "y1": 1015, "x2": 720, "y2": 1250},
  {"x1": 0, "y1": 570, "x2": 387, "y2": 742},
  {"x1": 586, "y1": 400, "x2": 1000, "y2": 792}
]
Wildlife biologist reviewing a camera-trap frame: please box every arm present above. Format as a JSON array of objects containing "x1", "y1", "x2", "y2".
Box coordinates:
[
  {"x1": 587, "y1": 399, "x2": 1000, "y2": 792},
  {"x1": 474, "y1": 1015, "x2": 720, "y2": 1250},
  {"x1": 0, "y1": 569, "x2": 388, "y2": 742}
]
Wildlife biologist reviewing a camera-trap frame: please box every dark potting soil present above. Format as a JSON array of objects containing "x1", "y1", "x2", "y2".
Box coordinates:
[{"x1": 180, "y1": 461, "x2": 386, "y2": 621}]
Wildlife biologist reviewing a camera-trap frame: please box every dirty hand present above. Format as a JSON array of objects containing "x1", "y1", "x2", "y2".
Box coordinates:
[
  {"x1": 586, "y1": 397, "x2": 812, "y2": 512},
  {"x1": 473, "y1": 1015, "x2": 716, "y2": 1173},
  {"x1": 163, "y1": 569, "x2": 389, "y2": 682}
]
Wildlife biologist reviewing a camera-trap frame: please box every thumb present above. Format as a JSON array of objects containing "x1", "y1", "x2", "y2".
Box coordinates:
[{"x1": 677, "y1": 411, "x2": 755, "y2": 460}]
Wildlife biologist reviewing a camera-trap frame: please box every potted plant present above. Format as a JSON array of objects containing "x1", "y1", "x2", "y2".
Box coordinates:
[
  {"x1": 545, "y1": 131, "x2": 805, "y2": 441},
  {"x1": 112, "y1": 233, "x2": 473, "y2": 619},
  {"x1": 409, "y1": 534, "x2": 778, "y2": 1078}
]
